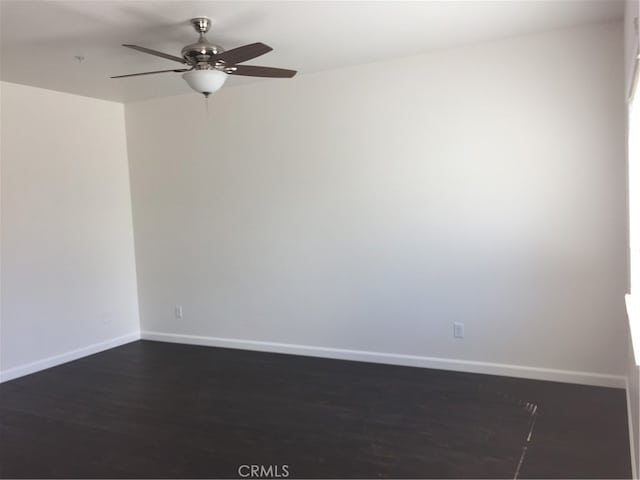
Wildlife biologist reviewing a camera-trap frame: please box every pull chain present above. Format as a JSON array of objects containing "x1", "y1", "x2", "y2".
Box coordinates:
[{"x1": 203, "y1": 94, "x2": 210, "y2": 117}]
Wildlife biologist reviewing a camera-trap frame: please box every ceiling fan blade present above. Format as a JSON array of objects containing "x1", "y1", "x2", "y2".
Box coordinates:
[
  {"x1": 227, "y1": 65, "x2": 297, "y2": 78},
  {"x1": 215, "y1": 42, "x2": 273, "y2": 64},
  {"x1": 111, "y1": 68, "x2": 190, "y2": 79},
  {"x1": 122, "y1": 44, "x2": 186, "y2": 64}
]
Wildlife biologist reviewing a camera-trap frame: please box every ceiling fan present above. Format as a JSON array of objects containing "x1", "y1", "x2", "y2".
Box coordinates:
[{"x1": 111, "y1": 17, "x2": 297, "y2": 97}]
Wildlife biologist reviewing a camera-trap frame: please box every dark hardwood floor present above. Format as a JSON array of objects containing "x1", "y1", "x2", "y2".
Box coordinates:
[{"x1": 0, "y1": 340, "x2": 632, "y2": 478}]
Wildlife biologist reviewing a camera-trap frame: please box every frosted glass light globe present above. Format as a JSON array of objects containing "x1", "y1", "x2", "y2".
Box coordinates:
[{"x1": 182, "y1": 69, "x2": 227, "y2": 97}]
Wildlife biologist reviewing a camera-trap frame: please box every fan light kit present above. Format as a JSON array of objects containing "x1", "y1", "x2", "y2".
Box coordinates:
[{"x1": 111, "y1": 17, "x2": 297, "y2": 97}]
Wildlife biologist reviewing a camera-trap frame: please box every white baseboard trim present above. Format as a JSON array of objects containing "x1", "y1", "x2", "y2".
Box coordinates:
[
  {"x1": 0, "y1": 331, "x2": 141, "y2": 383},
  {"x1": 625, "y1": 377, "x2": 638, "y2": 480},
  {"x1": 141, "y1": 331, "x2": 627, "y2": 389}
]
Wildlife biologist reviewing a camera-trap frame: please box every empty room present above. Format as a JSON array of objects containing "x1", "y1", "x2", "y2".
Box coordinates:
[{"x1": 1, "y1": 0, "x2": 639, "y2": 478}]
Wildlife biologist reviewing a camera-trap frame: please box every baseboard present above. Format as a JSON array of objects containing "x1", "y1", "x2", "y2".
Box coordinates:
[
  {"x1": 0, "y1": 331, "x2": 141, "y2": 383},
  {"x1": 625, "y1": 377, "x2": 638, "y2": 479},
  {"x1": 141, "y1": 331, "x2": 627, "y2": 389}
]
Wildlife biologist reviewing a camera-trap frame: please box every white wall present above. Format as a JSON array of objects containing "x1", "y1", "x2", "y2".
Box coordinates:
[
  {"x1": 0, "y1": 82, "x2": 140, "y2": 379},
  {"x1": 126, "y1": 22, "x2": 627, "y2": 379}
]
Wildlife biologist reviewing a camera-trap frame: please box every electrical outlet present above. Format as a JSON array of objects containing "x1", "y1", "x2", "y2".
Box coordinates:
[
  {"x1": 453, "y1": 322, "x2": 464, "y2": 339},
  {"x1": 175, "y1": 305, "x2": 183, "y2": 319}
]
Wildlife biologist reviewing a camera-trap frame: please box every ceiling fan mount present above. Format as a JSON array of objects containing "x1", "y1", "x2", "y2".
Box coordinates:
[
  {"x1": 190, "y1": 16, "x2": 212, "y2": 35},
  {"x1": 111, "y1": 16, "x2": 297, "y2": 97}
]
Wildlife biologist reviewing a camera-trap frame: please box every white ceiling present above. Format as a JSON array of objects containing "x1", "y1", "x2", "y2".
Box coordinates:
[{"x1": 0, "y1": 0, "x2": 625, "y2": 103}]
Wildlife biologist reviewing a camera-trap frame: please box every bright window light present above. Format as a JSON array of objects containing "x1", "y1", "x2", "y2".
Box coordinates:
[{"x1": 628, "y1": 61, "x2": 640, "y2": 365}]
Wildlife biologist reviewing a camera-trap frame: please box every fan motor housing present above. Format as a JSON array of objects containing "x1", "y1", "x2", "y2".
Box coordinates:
[{"x1": 181, "y1": 42, "x2": 224, "y2": 65}]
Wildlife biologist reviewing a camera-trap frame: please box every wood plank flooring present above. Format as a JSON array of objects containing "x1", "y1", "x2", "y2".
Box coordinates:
[{"x1": 0, "y1": 340, "x2": 632, "y2": 478}]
